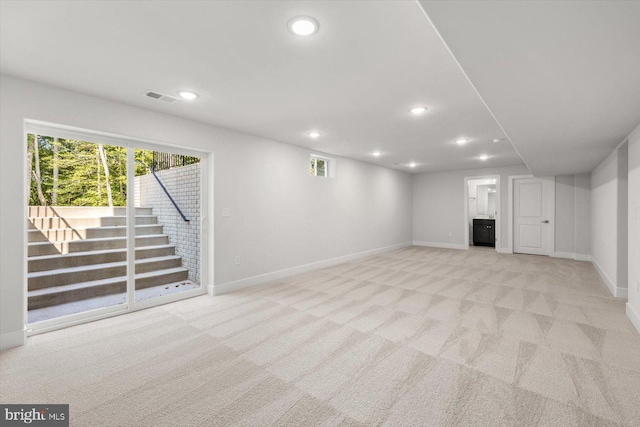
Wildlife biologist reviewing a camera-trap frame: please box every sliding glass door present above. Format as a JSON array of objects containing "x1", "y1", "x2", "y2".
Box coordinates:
[{"x1": 25, "y1": 122, "x2": 208, "y2": 334}]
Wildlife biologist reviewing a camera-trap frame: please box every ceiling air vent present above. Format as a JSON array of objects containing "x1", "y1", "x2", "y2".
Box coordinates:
[{"x1": 144, "y1": 91, "x2": 179, "y2": 103}]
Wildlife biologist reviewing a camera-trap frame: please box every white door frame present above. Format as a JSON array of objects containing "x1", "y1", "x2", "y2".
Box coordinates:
[
  {"x1": 507, "y1": 174, "x2": 555, "y2": 255},
  {"x1": 23, "y1": 120, "x2": 214, "y2": 336},
  {"x1": 464, "y1": 175, "x2": 501, "y2": 251}
]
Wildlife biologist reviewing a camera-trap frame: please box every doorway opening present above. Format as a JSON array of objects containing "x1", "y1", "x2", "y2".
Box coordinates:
[
  {"x1": 25, "y1": 121, "x2": 211, "y2": 334},
  {"x1": 464, "y1": 175, "x2": 500, "y2": 251}
]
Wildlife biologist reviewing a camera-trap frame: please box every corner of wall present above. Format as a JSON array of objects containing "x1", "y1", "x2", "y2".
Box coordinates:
[
  {"x1": 627, "y1": 303, "x2": 640, "y2": 335},
  {"x1": 0, "y1": 328, "x2": 26, "y2": 351}
]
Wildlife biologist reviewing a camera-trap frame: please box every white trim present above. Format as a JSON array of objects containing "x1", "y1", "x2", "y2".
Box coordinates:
[
  {"x1": 126, "y1": 147, "x2": 136, "y2": 308},
  {"x1": 626, "y1": 303, "x2": 640, "y2": 335},
  {"x1": 413, "y1": 241, "x2": 468, "y2": 250},
  {"x1": 27, "y1": 287, "x2": 207, "y2": 336},
  {"x1": 22, "y1": 127, "x2": 29, "y2": 340},
  {"x1": 552, "y1": 252, "x2": 592, "y2": 262},
  {"x1": 213, "y1": 242, "x2": 412, "y2": 295},
  {"x1": 463, "y1": 175, "x2": 501, "y2": 252},
  {"x1": 553, "y1": 251, "x2": 576, "y2": 260},
  {"x1": 593, "y1": 259, "x2": 627, "y2": 299},
  {"x1": 28, "y1": 304, "x2": 128, "y2": 335},
  {"x1": 24, "y1": 119, "x2": 208, "y2": 157},
  {"x1": 0, "y1": 328, "x2": 27, "y2": 350},
  {"x1": 549, "y1": 176, "x2": 556, "y2": 256},
  {"x1": 508, "y1": 174, "x2": 555, "y2": 256},
  {"x1": 496, "y1": 247, "x2": 512, "y2": 254},
  {"x1": 202, "y1": 154, "x2": 215, "y2": 299}
]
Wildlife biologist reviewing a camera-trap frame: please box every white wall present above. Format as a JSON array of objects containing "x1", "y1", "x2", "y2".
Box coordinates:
[
  {"x1": 555, "y1": 175, "x2": 576, "y2": 254},
  {"x1": 554, "y1": 173, "x2": 591, "y2": 259},
  {"x1": 618, "y1": 142, "x2": 629, "y2": 294},
  {"x1": 625, "y1": 124, "x2": 640, "y2": 334},
  {"x1": 414, "y1": 166, "x2": 592, "y2": 257},
  {"x1": 0, "y1": 75, "x2": 414, "y2": 349},
  {"x1": 591, "y1": 143, "x2": 629, "y2": 298},
  {"x1": 413, "y1": 165, "x2": 529, "y2": 250},
  {"x1": 575, "y1": 173, "x2": 592, "y2": 257}
]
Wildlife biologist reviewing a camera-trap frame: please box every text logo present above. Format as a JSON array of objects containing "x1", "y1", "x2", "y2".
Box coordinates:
[{"x1": 1, "y1": 405, "x2": 68, "y2": 426}]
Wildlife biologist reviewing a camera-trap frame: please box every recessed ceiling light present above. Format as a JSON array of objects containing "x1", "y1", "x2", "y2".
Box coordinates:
[
  {"x1": 479, "y1": 154, "x2": 489, "y2": 161},
  {"x1": 307, "y1": 131, "x2": 321, "y2": 138},
  {"x1": 493, "y1": 138, "x2": 505, "y2": 143},
  {"x1": 177, "y1": 90, "x2": 199, "y2": 100},
  {"x1": 409, "y1": 106, "x2": 428, "y2": 115},
  {"x1": 408, "y1": 162, "x2": 417, "y2": 168},
  {"x1": 372, "y1": 151, "x2": 382, "y2": 157},
  {"x1": 455, "y1": 138, "x2": 469, "y2": 145},
  {"x1": 288, "y1": 16, "x2": 319, "y2": 36}
]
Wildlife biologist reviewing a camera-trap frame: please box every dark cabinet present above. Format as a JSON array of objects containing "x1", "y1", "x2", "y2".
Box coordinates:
[{"x1": 473, "y1": 219, "x2": 495, "y2": 247}]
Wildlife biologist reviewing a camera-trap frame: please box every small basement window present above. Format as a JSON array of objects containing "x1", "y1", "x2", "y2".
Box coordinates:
[
  {"x1": 310, "y1": 154, "x2": 335, "y2": 178},
  {"x1": 310, "y1": 156, "x2": 328, "y2": 177}
]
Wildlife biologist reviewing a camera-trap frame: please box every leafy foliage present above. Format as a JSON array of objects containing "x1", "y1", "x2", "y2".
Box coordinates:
[{"x1": 27, "y1": 134, "x2": 154, "y2": 206}]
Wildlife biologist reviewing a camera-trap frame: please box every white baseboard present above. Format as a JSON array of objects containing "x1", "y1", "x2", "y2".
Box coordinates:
[
  {"x1": 553, "y1": 251, "x2": 573, "y2": 259},
  {"x1": 412, "y1": 241, "x2": 467, "y2": 250},
  {"x1": 0, "y1": 328, "x2": 26, "y2": 351},
  {"x1": 592, "y1": 259, "x2": 627, "y2": 299},
  {"x1": 552, "y1": 251, "x2": 592, "y2": 262},
  {"x1": 213, "y1": 241, "x2": 412, "y2": 295},
  {"x1": 627, "y1": 303, "x2": 640, "y2": 335}
]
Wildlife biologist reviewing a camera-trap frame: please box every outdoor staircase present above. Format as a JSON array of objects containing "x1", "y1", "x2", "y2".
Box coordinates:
[{"x1": 27, "y1": 206, "x2": 189, "y2": 310}]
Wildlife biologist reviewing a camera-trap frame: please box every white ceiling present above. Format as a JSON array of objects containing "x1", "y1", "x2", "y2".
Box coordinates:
[
  {"x1": 420, "y1": 0, "x2": 640, "y2": 176},
  {"x1": 0, "y1": 0, "x2": 524, "y2": 173}
]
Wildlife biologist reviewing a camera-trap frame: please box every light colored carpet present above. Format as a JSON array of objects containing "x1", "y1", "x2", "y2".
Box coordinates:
[{"x1": 1, "y1": 246, "x2": 639, "y2": 426}]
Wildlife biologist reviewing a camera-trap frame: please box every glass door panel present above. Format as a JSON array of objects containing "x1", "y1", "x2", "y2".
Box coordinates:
[
  {"x1": 27, "y1": 134, "x2": 128, "y2": 323},
  {"x1": 133, "y1": 149, "x2": 201, "y2": 302}
]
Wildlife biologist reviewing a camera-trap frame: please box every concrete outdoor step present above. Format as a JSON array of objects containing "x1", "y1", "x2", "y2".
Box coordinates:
[
  {"x1": 28, "y1": 234, "x2": 170, "y2": 256},
  {"x1": 28, "y1": 267, "x2": 190, "y2": 310},
  {"x1": 28, "y1": 256, "x2": 183, "y2": 290},
  {"x1": 28, "y1": 244, "x2": 177, "y2": 273},
  {"x1": 28, "y1": 215, "x2": 158, "y2": 230},
  {"x1": 28, "y1": 206, "x2": 153, "y2": 218},
  {"x1": 28, "y1": 224, "x2": 164, "y2": 243}
]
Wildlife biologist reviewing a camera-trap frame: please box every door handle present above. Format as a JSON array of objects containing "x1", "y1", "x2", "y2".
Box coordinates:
[{"x1": 541, "y1": 220, "x2": 549, "y2": 224}]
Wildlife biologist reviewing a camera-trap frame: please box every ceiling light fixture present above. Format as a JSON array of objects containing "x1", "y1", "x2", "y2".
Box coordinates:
[
  {"x1": 372, "y1": 151, "x2": 382, "y2": 157},
  {"x1": 408, "y1": 162, "x2": 417, "y2": 168},
  {"x1": 456, "y1": 138, "x2": 469, "y2": 145},
  {"x1": 493, "y1": 138, "x2": 505, "y2": 143},
  {"x1": 177, "y1": 90, "x2": 199, "y2": 100},
  {"x1": 307, "y1": 131, "x2": 321, "y2": 138},
  {"x1": 409, "y1": 106, "x2": 428, "y2": 115},
  {"x1": 288, "y1": 16, "x2": 319, "y2": 36},
  {"x1": 479, "y1": 154, "x2": 489, "y2": 161}
]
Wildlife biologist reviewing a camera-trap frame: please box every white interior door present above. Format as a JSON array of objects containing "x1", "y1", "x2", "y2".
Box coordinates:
[{"x1": 514, "y1": 177, "x2": 552, "y2": 255}]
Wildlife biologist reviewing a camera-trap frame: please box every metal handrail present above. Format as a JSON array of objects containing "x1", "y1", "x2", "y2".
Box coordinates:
[{"x1": 138, "y1": 161, "x2": 189, "y2": 223}]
